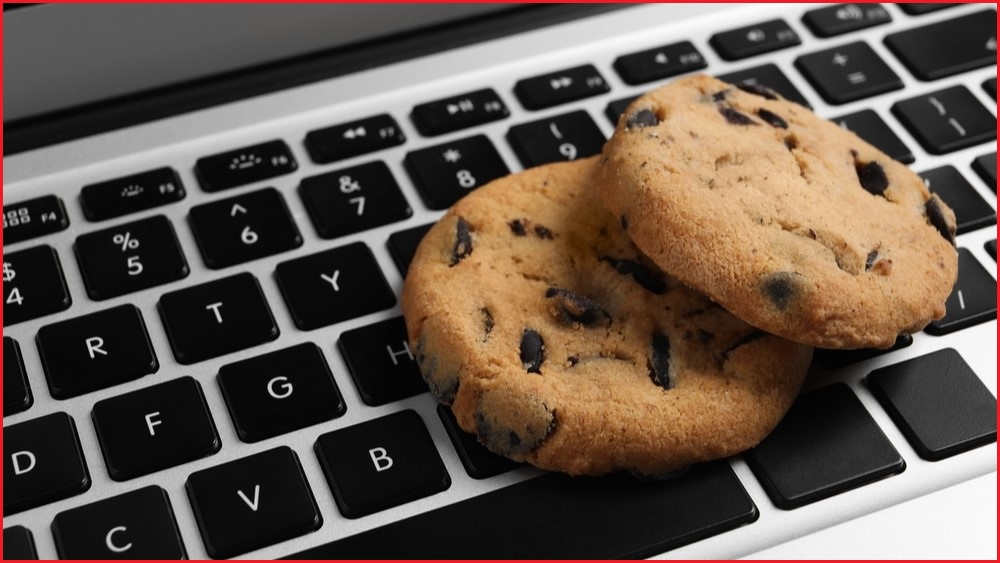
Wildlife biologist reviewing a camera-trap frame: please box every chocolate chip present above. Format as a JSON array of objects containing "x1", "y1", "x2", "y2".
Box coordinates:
[
  {"x1": 855, "y1": 160, "x2": 888, "y2": 196},
  {"x1": 647, "y1": 331, "x2": 672, "y2": 389},
  {"x1": 481, "y1": 307, "x2": 494, "y2": 341},
  {"x1": 508, "y1": 219, "x2": 527, "y2": 236},
  {"x1": 761, "y1": 272, "x2": 797, "y2": 311},
  {"x1": 567, "y1": 355, "x2": 579, "y2": 366},
  {"x1": 718, "y1": 105, "x2": 757, "y2": 126},
  {"x1": 757, "y1": 108, "x2": 788, "y2": 129},
  {"x1": 600, "y1": 256, "x2": 667, "y2": 294},
  {"x1": 545, "y1": 287, "x2": 612, "y2": 327},
  {"x1": 626, "y1": 108, "x2": 659, "y2": 128},
  {"x1": 865, "y1": 250, "x2": 880, "y2": 271},
  {"x1": 520, "y1": 329, "x2": 545, "y2": 374},
  {"x1": 736, "y1": 82, "x2": 780, "y2": 100},
  {"x1": 534, "y1": 225, "x2": 554, "y2": 240},
  {"x1": 450, "y1": 217, "x2": 473, "y2": 266},
  {"x1": 925, "y1": 195, "x2": 956, "y2": 245},
  {"x1": 475, "y1": 405, "x2": 556, "y2": 456},
  {"x1": 711, "y1": 90, "x2": 729, "y2": 102},
  {"x1": 784, "y1": 135, "x2": 799, "y2": 150}
]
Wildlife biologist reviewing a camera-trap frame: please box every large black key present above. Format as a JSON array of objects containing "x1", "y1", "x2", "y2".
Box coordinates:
[
  {"x1": 897, "y1": 4, "x2": 955, "y2": 15},
  {"x1": 411, "y1": 88, "x2": 509, "y2": 136},
  {"x1": 299, "y1": 161, "x2": 412, "y2": 239},
  {"x1": 4, "y1": 526, "x2": 38, "y2": 559},
  {"x1": 710, "y1": 19, "x2": 801, "y2": 61},
  {"x1": 275, "y1": 242, "x2": 396, "y2": 330},
  {"x1": 305, "y1": 113, "x2": 405, "y2": 164},
  {"x1": 613, "y1": 41, "x2": 707, "y2": 85},
  {"x1": 919, "y1": 166, "x2": 996, "y2": 234},
  {"x1": 37, "y1": 304, "x2": 158, "y2": 399},
  {"x1": 437, "y1": 405, "x2": 521, "y2": 479},
  {"x1": 972, "y1": 152, "x2": 996, "y2": 192},
  {"x1": 801, "y1": 4, "x2": 892, "y2": 37},
  {"x1": 795, "y1": 42, "x2": 903, "y2": 104},
  {"x1": 74, "y1": 215, "x2": 189, "y2": 300},
  {"x1": 315, "y1": 409, "x2": 450, "y2": 519},
  {"x1": 514, "y1": 64, "x2": 610, "y2": 110},
  {"x1": 716, "y1": 64, "x2": 812, "y2": 108},
  {"x1": 51, "y1": 486, "x2": 186, "y2": 559},
  {"x1": 884, "y1": 10, "x2": 997, "y2": 81},
  {"x1": 831, "y1": 109, "x2": 913, "y2": 163},
  {"x1": 195, "y1": 139, "x2": 297, "y2": 192},
  {"x1": 892, "y1": 85, "x2": 997, "y2": 154},
  {"x1": 158, "y1": 272, "x2": 279, "y2": 364},
  {"x1": 507, "y1": 110, "x2": 606, "y2": 168},
  {"x1": 745, "y1": 383, "x2": 904, "y2": 509},
  {"x1": 338, "y1": 316, "x2": 427, "y2": 406},
  {"x1": 217, "y1": 343, "x2": 346, "y2": 443},
  {"x1": 868, "y1": 349, "x2": 996, "y2": 461},
  {"x1": 188, "y1": 187, "x2": 302, "y2": 268},
  {"x1": 926, "y1": 248, "x2": 997, "y2": 335},
  {"x1": 92, "y1": 376, "x2": 220, "y2": 480},
  {"x1": 4, "y1": 336, "x2": 32, "y2": 415},
  {"x1": 814, "y1": 334, "x2": 913, "y2": 369},
  {"x1": 404, "y1": 135, "x2": 509, "y2": 210},
  {"x1": 186, "y1": 446, "x2": 322, "y2": 559},
  {"x1": 287, "y1": 460, "x2": 756, "y2": 558},
  {"x1": 386, "y1": 222, "x2": 433, "y2": 278},
  {"x1": 4, "y1": 412, "x2": 91, "y2": 515},
  {"x1": 3, "y1": 195, "x2": 69, "y2": 245},
  {"x1": 2, "y1": 245, "x2": 72, "y2": 326},
  {"x1": 80, "y1": 167, "x2": 185, "y2": 221}
]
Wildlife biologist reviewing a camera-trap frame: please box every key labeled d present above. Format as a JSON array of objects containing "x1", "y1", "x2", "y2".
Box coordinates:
[{"x1": 11, "y1": 450, "x2": 36, "y2": 475}]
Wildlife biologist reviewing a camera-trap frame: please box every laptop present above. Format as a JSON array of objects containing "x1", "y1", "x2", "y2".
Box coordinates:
[{"x1": 3, "y1": 3, "x2": 996, "y2": 559}]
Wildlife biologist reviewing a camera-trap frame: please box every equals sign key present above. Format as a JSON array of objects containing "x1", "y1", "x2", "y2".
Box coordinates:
[{"x1": 305, "y1": 113, "x2": 407, "y2": 164}]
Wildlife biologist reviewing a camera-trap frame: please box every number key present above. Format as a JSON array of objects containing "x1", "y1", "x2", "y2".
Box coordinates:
[
  {"x1": 404, "y1": 135, "x2": 509, "y2": 210},
  {"x1": 507, "y1": 110, "x2": 606, "y2": 168},
  {"x1": 3, "y1": 245, "x2": 72, "y2": 326},
  {"x1": 300, "y1": 161, "x2": 412, "y2": 239}
]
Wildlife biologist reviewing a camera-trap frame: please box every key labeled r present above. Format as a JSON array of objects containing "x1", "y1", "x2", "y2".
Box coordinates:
[{"x1": 86, "y1": 336, "x2": 107, "y2": 359}]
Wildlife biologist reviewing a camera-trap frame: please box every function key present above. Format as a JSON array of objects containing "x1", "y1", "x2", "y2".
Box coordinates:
[
  {"x1": 613, "y1": 41, "x2": 707, "y2": 85},
  {"x1": 795, "y1": 42, "x2": 903, "y2": 104},
  {"x1": 4, "y1": 337, "x2": 33, "y2": 416},
  {"x1": 74, "y1": 215, "x2": 189, "y2": 300},
  {"x1": 802, "y1": 4, "x2": 891, "y2": 37},
  {"x1": 195, "y1": 140, "x2": 298, "y2": 192},
  {"x1": 299, "y1": 161, "x2": 412, "y2": 240},
  {"x1": 386, "y1": 222, "x2": 433, "y2": 278},
  {"x1": 404, "y1": 135, "x2": 509, "y2": 210},
  {"x1": 3, "y1": 412, "x2": 91, "y2": 515},
  {"x1": 891, "y1": 85, "x2": 997, "y2": 154},
  {"x1": 305, "y1": 113, "x2": 405, "y2": 164},
  {"x1": 412, "y1": 88, "x2": 510, "y2": 136},
  {"x1": 80, "y1": 167, "x2": 185, "y2": 222},
  {"x1": 709, "y1": 19, "x2": 801, "y2": 61},
  {"x1": 338, "y1": 316, "x2": 428, "y2": 406},
  {"x1": 972, "y1": 152, "x2": 996, "y2": 192},
  {"x1": 514, "y1": 64, "x2": 610, "y2": 110},
  {"x1": 716, "y1": 64, "x2": 812, "y2": 108},
  {"x1": 188, "y1": 187, "x2": 302, "y2": 269},
  {"x1": 3, "y1": 526, "x2": 38, "y2": 560},
  {"x1": 925, "y1": 248, "x2": 997, "y2": 335},
  {"x1": 2, "y1": 244, "x2": 72, "y2": 326},
  {"x1": 884, "y1": 10, "x2": 997, "y2": 81},
  {"x1": 918, "y1": 166, "x2": 995, "y2": 235},
  {"x1": 605, "y1": 95, "x2": 640, "y2": 126},
  {"x1": 507, "y1": 110, "x2": 606, "y2": 169},
  {"x1": 2, "y1": 195, "x2": 69, "y2": 245},
  {"x1": 831, "y1": 109, "x2": 913, "y2": 163},
  {"x1": 896, "y1": 3, "x2": 957, "y2": 16}
]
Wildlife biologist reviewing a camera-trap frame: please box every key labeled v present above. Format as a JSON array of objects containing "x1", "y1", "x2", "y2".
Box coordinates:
[{"x1": 237, "y1": 484, "x2": 261, "y2": 512}]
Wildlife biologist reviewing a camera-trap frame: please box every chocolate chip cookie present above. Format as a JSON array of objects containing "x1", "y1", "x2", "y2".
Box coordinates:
[
  {"x1": 402, "y1": 157, "x2": 812, "y2": 477},
  {"x1": 597, "y1": 74, "x2": 958, "y2": 349}
]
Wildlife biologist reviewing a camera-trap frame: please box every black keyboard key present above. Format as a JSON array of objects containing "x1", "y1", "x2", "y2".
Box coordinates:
[
  {"x1": 868, "y1": 349, "x2": 997, "y2": 461},
  {"x1": 387, "y1": 222, "x2": 433, "y2": 278},
  {"x1": 3, "y1": 245, "x2": 71, "y2": 326},
  {"x1": 75, "y1": 215, "x2": 189, "y2": 300},
  {"x1": 37, "y1": 304, "x2": 158, "y2": 399},
  {"x1": 288, "y1": 460, "x2": 756, "y2": 558},
  {"x1": 716, "y1": 64, "x2": 812, "y2": 108},
  {"x1": 195, "y1": 139, "x2": 298, "y2": 192},
  {"x1": 4, "y1": 526, "x2": 38, "y2": 559},
  {"x1": 814, "y1": 333, "x2": 913, "y2": 369},
  {"x1": 189, "y1": 187, "x2": 302, "y2": 269},
  {"x1": 299, "y1": 161, "x2": 412, "y2": 239},
  {"x1": 985, "y1": 78, "x2": 997, "y2": 99},
  {"x1": 404, "y1": 134, "x2": 509, "y2": 210},
  {"x1": 412, "y1": 88, "x2": 509, "y2": 136},
  {"x1": 158, "y1": 272, "x2": 279, "y2": 364},
  {"x1": 80, "y1": 167, "x2": 185, "y2": 221},
  {"x1": 315, "y1": 409, "x2": 450, "y2": 518},
  {"x1": 507, "y1": 110, "x2": 606, "y2": 169},
  {"x1": 513, "y1": 64, "x2": 610, "y2": 110},
  {"x1": 613, "y1": 41, "x2": 707, "y2": 85},
  {"x1": 437, "y1": 405, "x2": 521, "y2": 479},
  {"x1": 3, "y1": 195, "x2": 69, "y2": 245},
  {"x1": 926, "y1": 247, "x2": 997, "y2": 335},
  {"x1": 3, "y1": 412, "x2": 91, "y2": 515},
  {"x1": 605, "y1": 95, "x2": 640, "y2": 126},
  {"x1": 338, "y1": 316, "x2": 427, "y2": 406},
  {"x1": 4, "y1": 337, "x2": 32, "y2": 416},
  {"x1": 710, "y1": 19, "x2": 801, "y2": 61},
  {"x1": 832, "y1": 109, "x2": 913, "y2": 163},
  {"x1": 218, "y1": 343, "x2": 345, "y2": 443},
  {"x1": 275, "y1": 242, "x2": 396, "y2": 330},
  {"x1": 919, "y1": 166, "x2": 996, "y2": 234},
  {"x1": 795, "y1": 42, "x2": 903, "y2": 104},
  {"x1": 305, "y1": 113, "x2": 405, "y2": 164},
  {"x1": 186, "y1": 446, "x2": 321, "y2": 559},
  {"x1": 972, "y1": 152, "x2": 997, "y2": 192},
  {"x1": 987, "y1": 239, "x2": 997, "y2": 261},
  {"x1": 897, "y1": 3, "x2": 955, "y2": 15},
  {"x1": 885, "y1": 10, "x2": 996, "y2": 81},
  {"x1": 746, "y1": 383, "x2": 904, "y2": 509},
  {"x1": 51, "y1": 485, "x2": 186, "y2": 559},
  {"x1": 92, "y1": 376, "x2": 220, "y2": 480},
  {"x1": 892, "y1": 85, "x2": 997, "y2": 154},
  {"x1": 802, "y1": 4, "x2": 892, "y2": 37}
]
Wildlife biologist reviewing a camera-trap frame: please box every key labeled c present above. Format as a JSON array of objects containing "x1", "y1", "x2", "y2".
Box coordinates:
[{"x1": 105, "y1": 526, "x2": 132, "y2": 553}]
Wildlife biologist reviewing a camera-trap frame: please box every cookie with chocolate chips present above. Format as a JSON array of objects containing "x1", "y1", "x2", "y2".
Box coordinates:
[
  {"x1": 598, "y1": 74, "x2": 958, "y2": 349},
  {"x1": 402, "y1": 157, "x2": 812, "y2": 477}
]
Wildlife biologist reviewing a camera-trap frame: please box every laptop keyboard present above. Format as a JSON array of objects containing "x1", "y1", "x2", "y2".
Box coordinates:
[{"x1": 3, "y1": 4, "x2": 996, "y2": 559}]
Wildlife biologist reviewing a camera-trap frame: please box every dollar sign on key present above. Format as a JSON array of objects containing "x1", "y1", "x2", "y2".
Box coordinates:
[{"x1": 2, "y1": 261, "x2": 15, "y2": 283}]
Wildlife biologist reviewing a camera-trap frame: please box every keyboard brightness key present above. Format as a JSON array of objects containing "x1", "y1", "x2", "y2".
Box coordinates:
[{"x1": 925, "y1": 248, "x2": 997, "y2": 335}]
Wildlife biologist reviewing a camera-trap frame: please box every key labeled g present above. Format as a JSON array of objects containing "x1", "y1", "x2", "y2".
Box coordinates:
[{"x1": 267, "y1": 376, "x2": 293, "y2": 399}]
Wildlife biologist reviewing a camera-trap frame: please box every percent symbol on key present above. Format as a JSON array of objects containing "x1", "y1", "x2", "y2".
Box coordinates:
[{"x1": 113, "y1": 232, "x2": 140, "y2": 251}]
